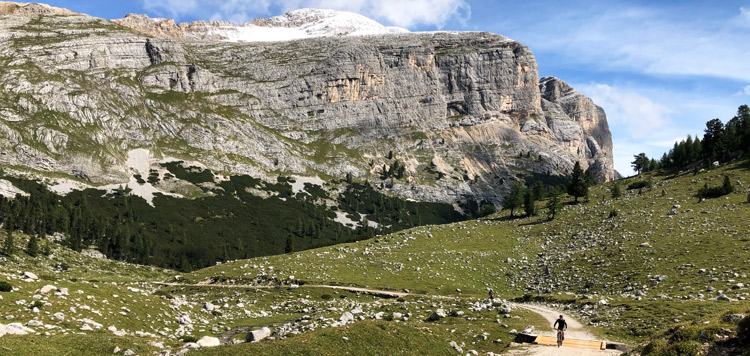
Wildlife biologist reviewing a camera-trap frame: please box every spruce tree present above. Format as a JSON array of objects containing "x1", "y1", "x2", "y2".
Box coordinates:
[
  {"x1": 524, "y1": 190, "x2": 535, "y2": 217},
  {"x1": 611, "y1": 183, "x2": 622, "y2": 199},
  {"x1": 285, "y1": 236, "x2": 294, "y2": 254},
  {"x1": 546, "y1": 188, "x2": 563, "y2": 220},
  {"x1": 502, "y1": 182, "x2": 525, "y2": 218},
  {"x1": 532, "y1": 181, "x2": 545, "y2": 201},
  {"x1": 3, "y1": 216, "x2": 14, "y2": 255},
  {"x1": 27, "y1": 233, "x2": 39, "y2": 257},
  {"x1": 567, "y1": 162, "x2": 588, "y2": 203}
]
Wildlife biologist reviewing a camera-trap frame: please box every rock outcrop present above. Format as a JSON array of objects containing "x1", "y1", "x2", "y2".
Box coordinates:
[{"x1": 0, "y1": 3, "x2": 614, "y2": 205}]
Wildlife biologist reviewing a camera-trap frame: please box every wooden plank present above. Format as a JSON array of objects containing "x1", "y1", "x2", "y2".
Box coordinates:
[{"x1": 533, "y1": 335, "x2": 605, "y2": 350}]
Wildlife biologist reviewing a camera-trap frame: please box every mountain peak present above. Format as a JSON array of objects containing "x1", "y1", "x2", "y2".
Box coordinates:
[
  {"x1": 0, "y1": 1, "x2": 77, "y2": 16},
  {"x1": 113, "y1": 8, "x2": 408, "y2": 43}
]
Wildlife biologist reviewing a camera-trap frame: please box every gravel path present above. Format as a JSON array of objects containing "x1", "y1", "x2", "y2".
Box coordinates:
[{"x1": 508, "y1": 303, "x2": 623, "y2": 355}]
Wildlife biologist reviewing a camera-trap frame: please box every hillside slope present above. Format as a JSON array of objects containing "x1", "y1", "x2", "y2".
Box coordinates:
[{"x1": 1, "y1": 160, "x2": 748, "y2": 355}]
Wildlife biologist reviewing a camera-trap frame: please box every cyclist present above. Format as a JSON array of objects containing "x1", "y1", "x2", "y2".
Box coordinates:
[{"x1": 554, "y1": 315, "x2": 567, "y2": 346}]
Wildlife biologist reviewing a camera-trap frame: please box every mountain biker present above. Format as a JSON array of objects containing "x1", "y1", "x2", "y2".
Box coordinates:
[
  {"x1": 554, "y1": 315, "x2": 567, "y2": 346},
  {"x1": 488, "y1": 289, "x2": 494, "y2": 301}
]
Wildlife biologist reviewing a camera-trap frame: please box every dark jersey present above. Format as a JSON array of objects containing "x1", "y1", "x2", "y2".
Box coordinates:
[{"x1": 554, "y1": 319, "x2": 567, "y2": 330}]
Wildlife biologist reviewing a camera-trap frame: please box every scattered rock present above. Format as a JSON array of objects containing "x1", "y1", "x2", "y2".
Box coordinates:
[
  {"x1": 722, "y1": 314, "x2": 745, "y2": 323},
  {"x1": 246, "y1": 327, "x2": 271, "y2": 342},
  {"x1": 427, "y1": 309, "x2": 447, "y2": 321},
  {"x1": 22, "y1": 272, "x2": 38, "y2": 281},
  {"x1": 196, "y1": 336, "x2": 220, "y2": 348},
  {"x1": 449, "y1": 340, "x2": 463, "y2": 353},
  {"x1": 36, "y1": 285, "x2": 57, "y2": 295}
]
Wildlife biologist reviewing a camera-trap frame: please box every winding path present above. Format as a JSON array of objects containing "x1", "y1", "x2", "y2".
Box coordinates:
[{"x1": 157, "y1": 282, "x2": 624, "y2": 354}]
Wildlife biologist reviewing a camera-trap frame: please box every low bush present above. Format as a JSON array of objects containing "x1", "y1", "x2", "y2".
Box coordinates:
[
  {"x1": 627, "y1": 180, "x2": 651, "y2": 190},
  {"x1": 739, "y1": 316, "x2": 750, "y2": 345},
  {"x1": 0, "y1": 281, "x2": 12, "y2": 292},
  {"x1": 181, "y1": 336, "x2": 198, "y2": 343},
  {"x1": 698, "y1": 176, "x2": 734, "y2": 199},
  {"x1": 320, "y1": 294, "x2": 333, "y2": 300}
]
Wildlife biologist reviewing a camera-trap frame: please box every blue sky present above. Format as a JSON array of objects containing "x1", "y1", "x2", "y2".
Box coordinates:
[{"x1": 45, "y1": 0, "x2": 750, "y2": 175}]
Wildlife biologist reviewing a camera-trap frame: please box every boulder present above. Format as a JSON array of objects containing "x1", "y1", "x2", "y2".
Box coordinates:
[
  {"x1": 36, "y1": 285, "x2": 57, "y2": 295},
  {"x1": 449, "y1": 341, "x2": 463, "y2": 353},
  {"x1": 22, "y1": 272, "x2": 38, "y2": 281},
  {"x1": 196, "y1": 336, "x2": 220, "y2": 348},
  {"x1": 0, "y1": 323, "x2": 35, "y2": 337},
  {"x1": 246, "y1": 327, "x2": 271, "y2": 342},
  {"x1": 499, "y1": 303, "x2": 513, "y2": 314},
  {"x1": 717, "y1": 295, "x2": 733, "y2": 302},
  {"x1": 722, "y1": 314, "x2": 745, "y2": 323},
  {"x1": 26, "y1": 320, "x2": 43, "y2": 327},
  {"x1": 427, "y1": 309, "x2": 447, "y2": 321},
  {"x1": 176, "y1": 315, "x2": 192, "y2": 325},
  {"x1": 339, "y1": 312, "x2": 354, "y2": 324}
]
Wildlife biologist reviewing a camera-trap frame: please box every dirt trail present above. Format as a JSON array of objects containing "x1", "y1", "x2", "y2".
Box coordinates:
[
  {"x1": 508, "y1": 303, "x2": 623, "y2": 356},
  {"x1": 158, "y1": 283, "x2": 624, "y2": 354}
]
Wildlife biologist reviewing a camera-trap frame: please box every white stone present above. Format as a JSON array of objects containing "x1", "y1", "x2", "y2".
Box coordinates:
[
  {"x1": 36, "y1": 285, "x2": 57, "y2": 295},
  {"x1": 246, "y1": 327, "x2": 271, "y2": 342},
  {"x1": 196, "y1": 336, "x2": 220, "y2": 347}
]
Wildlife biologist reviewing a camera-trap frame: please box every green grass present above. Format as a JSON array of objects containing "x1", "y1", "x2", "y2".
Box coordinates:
[{"x1": 185, "y1": 159, "x2": 750, "y2": 346}]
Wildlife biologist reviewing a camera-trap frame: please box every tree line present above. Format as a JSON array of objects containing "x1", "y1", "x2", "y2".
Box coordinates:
[
  {"x1": 632, "y1": 105, "x2": 750, "y2": 174},
  {"x1": 502, "y1": 161, "x2": 596, "y2": 220}
]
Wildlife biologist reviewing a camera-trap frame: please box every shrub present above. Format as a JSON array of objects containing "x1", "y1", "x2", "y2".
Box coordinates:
[
  {"x1": 0, "y1": 281, "x2": 12, "y2": 292},
  {"x1": 670, "y1": 326, "x2": 699, "y2": 343},
  {"x1": 320, "y1": 294, "x2": 333, "y2": 300},
  {"x1": 627, "y1": 180, "x2": 651, "y2": 190},
  {"x1": 739, "y1": 316, "x2": 750, "y2": 345},
  {"x1": 697, "y1": 176, "x2": 734, "y2": 199},
  {"x1": 181, "y1": 336, "x2": 198, "y2": 343},
  {"x1": 30, "y1": 301, "x2": 44, "y2": 310},
  {"x1": 670, "y1": 341, "x2": 701, "y2": 356},
  {"x1": 641, "y1": 339, "x2": 668, "y2": 355},
  {"x1": 608, "y1": 209, "x2": 618, "y2": 218},
  {"x1": 477, "y1": 204, "x2": 497, "y2": 218}
]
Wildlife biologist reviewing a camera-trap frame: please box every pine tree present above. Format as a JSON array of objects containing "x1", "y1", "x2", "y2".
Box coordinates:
[
  {"x1": 611, "y1": 183, "x2": 622, "y2": 199},
  {"x1": 502, "y1": 182, "x2": 525, "y2": 218},
  {"x1": 3, "y1": 216, "x2": 14, "y2": 255},
  {"x1": 546, "y1": 188, "x2": 563, "y2": 220},
  {"x1": 524, "y1": 190, "x2": 535, "y2": 217},
  {"x1": 26, "y1": 233, "x2": 39, "y2": 257},
  {"x1": 285, "y1": 236, "x2": 294, "y2": 254},
  {"x1": 722, "y1": 175, "x2": 734, "y2": 195},
  {"x1": 584, "y1": 168, "x2": 596, "y2": 187},
  {"x1": 567, "y1": 162, "x2": 588, "y2": 203},
  {"x1": 532, "y1": 181, "x2": 545, "y2": 201}
]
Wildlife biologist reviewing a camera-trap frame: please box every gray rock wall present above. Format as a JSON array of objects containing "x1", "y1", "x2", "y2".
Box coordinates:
[{"x1": 0, "y1": 9, "x2": 614, "y2": 205}]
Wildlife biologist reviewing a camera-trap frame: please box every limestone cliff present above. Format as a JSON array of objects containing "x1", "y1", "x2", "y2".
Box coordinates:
[{"x1": 0, "y1": 2, "x2": 614, "y2": 205}]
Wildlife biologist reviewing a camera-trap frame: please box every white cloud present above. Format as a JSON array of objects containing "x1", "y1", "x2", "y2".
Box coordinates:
[
  {"x1": 578, "y1": 83, "x2": 674, "y2": 139},
  {"x1": 741, "y1": 7, "x2": 750, "y2": 23},
  {"x1": 142, "y1": 0, "x2": 469, "y2": 28},
  {"x1": 522, "y1": 5, "x2": 750, "y2": 82},
  {"x1": 740, "y1": 85, "x2": 750, "y2": 96},
  {"x1": 142, "y1": 0, "x2": 199, "y2": 18}
]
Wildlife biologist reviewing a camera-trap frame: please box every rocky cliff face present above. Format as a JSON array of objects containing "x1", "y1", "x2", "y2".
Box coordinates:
[{"x1": 0, "y1": 2, "x2": 614, "y2": 205}]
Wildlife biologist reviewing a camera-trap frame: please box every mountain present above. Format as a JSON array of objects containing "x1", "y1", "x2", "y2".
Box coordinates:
[
  {"x1": 113, "y1": 8, "x2": 409, "y2": 42},
  {"x1": 0, "y1": 1, "x2": 613, "y2": 208}
]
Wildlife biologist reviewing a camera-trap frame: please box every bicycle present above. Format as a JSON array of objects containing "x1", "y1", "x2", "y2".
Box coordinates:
[{"x1": 557, "y1": 329, "x2": 565, "y2": 347}]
